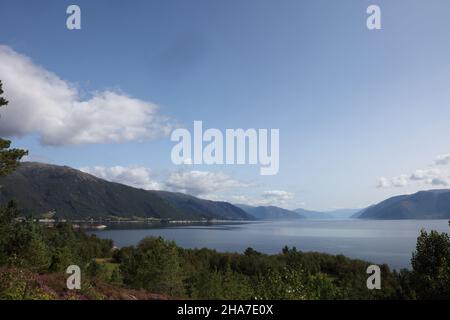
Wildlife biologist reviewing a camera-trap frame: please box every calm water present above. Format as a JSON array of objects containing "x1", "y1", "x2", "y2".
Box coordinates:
[{"x1": 91, "y1": 219, "x2": 450, "y2": 270}]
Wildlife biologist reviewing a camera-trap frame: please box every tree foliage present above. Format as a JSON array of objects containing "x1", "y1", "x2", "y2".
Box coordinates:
[
  {"x1": 411, "y1": 229, "x2": 450, "y2": 299},
  {"x1": 0, "y1": 199, "x2": 113, "y2": 275},
  {"x1": 0, "y1": 80, "x2": 28, "y2": 177},
  {"x1": 120, "y1": 237, "x2": 185, "y2": 296},
  {"x1": 114, "y1": 238, "x2": 405, "y2": 300}
]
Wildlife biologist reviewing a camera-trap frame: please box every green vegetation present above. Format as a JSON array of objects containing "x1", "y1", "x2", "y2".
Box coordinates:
[
  {"x1": 0, "y1": 202, "x2": 113, "y2": 271},
  {"x1": 0, "y1": 80, "x2": 28, "y2": 177},
  {"x1": 410, "y1": 230, "x2": 450, "y2": 299},
  {"x1": 1, "y1": 212, "x2": 450, "y2": 300},
  {"x1": 0, "y1": 176, "x2": 450, "y2": 300},
  {"x1": 1, "y1": 79, "x2": 450, "y2": 300}
]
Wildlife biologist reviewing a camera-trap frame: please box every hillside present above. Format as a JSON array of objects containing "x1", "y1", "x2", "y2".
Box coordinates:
[
  {"x1": 236, "y1": 204, "x2": 305, "y2": 220},
  {"x1": 355, "y1": 189, "x2": 450, "y2": 219},
  {"x1": 237, "y1": 205, "x2": 356, "y2": 220},
  {"x1": 325, "y1": 208, "x2": 360, "y2": 219},
  {"x1": 293, "y1": 208, "x2": 334, "y2": 219},
  {"x1": 0, "y1": 162, "x2": 252, "y2": 220}
]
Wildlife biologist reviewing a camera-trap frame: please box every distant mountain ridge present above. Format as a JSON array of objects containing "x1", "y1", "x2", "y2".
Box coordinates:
[
  {"x1": 325, "y1": 208, "x2": 360, "y2": 219},
  {"x1": 3, "y1": 164, "x2": 448, "y2": 221},
  {"x1": 0, "y1": 162, "x2": 252, "y2": 221},
  {"x1": 236, "y1": 205, "x2": 305, "y2": 220},
  {"x1": 236, "y1": 205, "x2": 352, "y2": 220},
  {"x1": 354, "y1": 189, "x2": 450, "y2": 219},
  {"x1": 238, "y1": 190, "x2": 450, "y2": 221},
  {"x1": 293, "y1": 208, "x2": 334, "y2": 219}
]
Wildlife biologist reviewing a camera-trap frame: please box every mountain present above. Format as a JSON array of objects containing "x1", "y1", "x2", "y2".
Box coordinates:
[
  {"x1": 355, "y1": 189, "x2": 450, "y2": 219},
  {"x1": 326, "y1": 208, "x2": 360, "y2": 219},
  {"x1": 236, "y1": 205, "x2": 355, "y2": 220},
  {"x1": 293, "y1": 208, "x2": 334, "y2": 219},
  {"x1": 236, "y1": 205, "x2": 305, "y2": 220},
  {"x1": 0, "y1": 162, "x2": 252, "y2": 221}
]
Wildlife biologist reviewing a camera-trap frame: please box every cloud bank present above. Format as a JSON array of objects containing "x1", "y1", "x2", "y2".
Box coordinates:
[
  {"x1": 435, "y1": 154, "x2": 450, "y2": 166},
  {"x1": 228, "y1": 190, "x2": 295, "y2": 207},
  {"x1": 78, "y1": 165, "x2": 296, "y2": 207},
  {"x1": 79, "y1": 166, "x2": 162, "y2": 190},
  {"x1": 165, "y1": 170, "x2": 248, "y2": 196},
  {"x1": 261, "y1": 190, "x2": 295, "y2": 205},
  {"x1": 0, "y1": 45, "x2": 172, "y2": 145},
  {"x1": 377, "y1": 155, "x2": 450, "y2": 188}
]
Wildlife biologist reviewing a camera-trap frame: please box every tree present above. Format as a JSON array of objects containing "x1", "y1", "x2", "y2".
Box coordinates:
[
  {"x1": 255, "y1": 266, "x2": 308, "y2": 300},
  {"x1": 411, "y1": 229, "x2": 450, "y2": 299},
  {"x1": 0, "y1": 80, "x2": 27, "y2": 176},
  {"x1": 120, "y1": 237, "x2": 185, "y2": 296},
  {"x1": 48, "y1": 247, "x2": 74, "y2": 272},
  {"x1": 0, "y1": 81, "x2": 28, "y2": 265},
  {"x1": 305, "y1": 273, "x2": 340, "y2": 300},
  {"x1": 190, "y1": 266, "x2": 253, "y2": 299},
  {"x1": 0, "y1": 201, "x2": 21, "y2": 265},
  {"x1": 109, "y1": 267, "x2": 123, "y2": 285}
]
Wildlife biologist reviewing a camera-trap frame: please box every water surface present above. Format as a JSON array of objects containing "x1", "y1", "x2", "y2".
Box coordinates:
[{"x1": 91, "y1": 219, "x2": 450, "y2": 270}]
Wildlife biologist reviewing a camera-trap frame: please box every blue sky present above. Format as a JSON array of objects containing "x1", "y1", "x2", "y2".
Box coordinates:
[{"x1": 1, "y1": 0, "x2": 450, "y2": 210}]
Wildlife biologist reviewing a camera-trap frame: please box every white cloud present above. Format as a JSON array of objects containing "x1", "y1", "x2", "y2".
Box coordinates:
[
  {"x1": 390, "y1": 174, "x2": 409, "y2": 187},
  {"x1": 0, "y1": 45, "x2": 172, "y2": 145},
  {"x1": 261, "y1": 190, "x2": 294, "y2": 204},
  {"x1": 165, "y1": 170, "x2": 248, "y2": 196},
  {"x1": 229, "y1": 195, "x2": 253, "y2": 204},
  {"x1": 431, "y1": 177, "x2": 450, "y2": 187},
  {"x1": 435, "y1": 154, "x2": 450, "y2": 166},
  {"x1": 79, "y1": 166, "x2": 162, "y2": 190},
  {"x1": 232, "y1": 190, "x2": 296, "y2": 207},
  {"x1": 377, "y1": 175, "x2": 408, "y2": 188},
  {"x1": 410, "y1": 168, "x2": 441, "y2": 182},
  {"x1": 78, "y1": 164, "x2": 298, "y2": 207},
  {"x1": 377, "y1": 154, "x2": 450, "y2": 189},
  {"x1": 78, "y1": 165, "x2": 248, "y2": 198},
  {"x1": 377, "y1": 177, "x2": 391, "y2": 188}
]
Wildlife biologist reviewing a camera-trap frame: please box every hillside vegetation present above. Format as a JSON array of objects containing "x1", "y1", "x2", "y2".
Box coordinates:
[{"x1": 1, "y1": 199, "x2": 450, "y2": 299}]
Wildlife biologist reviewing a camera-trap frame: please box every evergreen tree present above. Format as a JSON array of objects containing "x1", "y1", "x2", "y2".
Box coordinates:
[
  {"x1": 0, "y1": 80, "x2": 28, "y2": 177},
  {"x1": 0, "y1": 201, "x2": 21, "y2": 265}
]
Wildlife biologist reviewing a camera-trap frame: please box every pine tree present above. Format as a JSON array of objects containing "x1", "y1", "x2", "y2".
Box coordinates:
[{"x1": 0, "y1": 80, "x2": 28, "y2": 176}]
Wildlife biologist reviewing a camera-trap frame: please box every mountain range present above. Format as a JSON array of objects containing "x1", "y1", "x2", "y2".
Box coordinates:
[
  {"x1": 236, "y1": 204, "x2": 306, "y2": 220},
  {"x1": 0, "y1": 162, "x2": 252, "y2": 220},
  {"x1": 354, "y1": 189, "x2": 450, "y2": 219},
  {"x1": 236, "y1": 205, "x2": 357, "y2": 220},
  {"x1": 293, "y1": 208, "x2": 333, "y2": 219},
  {"x1": 1, "y1": 162, "x2": 450, "y2": 220}
]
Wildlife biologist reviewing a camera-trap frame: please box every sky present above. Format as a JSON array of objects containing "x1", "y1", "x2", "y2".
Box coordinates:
[{"x1": 1, "y1": 0, "x2": 450, "y2": 210}]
